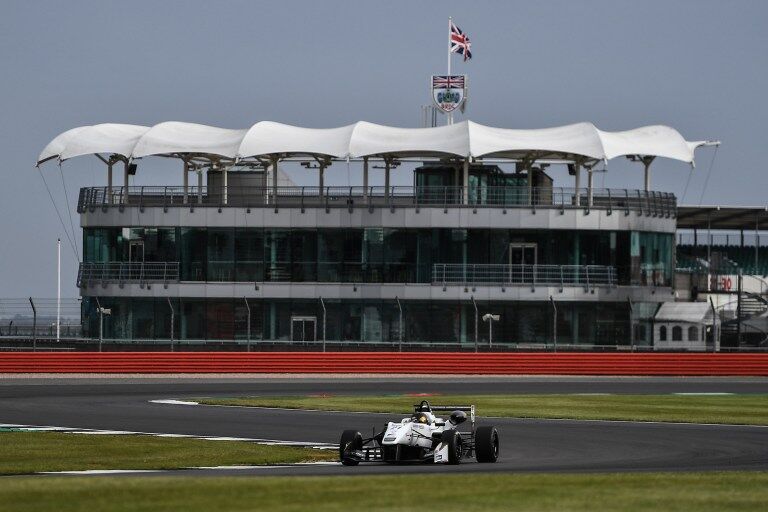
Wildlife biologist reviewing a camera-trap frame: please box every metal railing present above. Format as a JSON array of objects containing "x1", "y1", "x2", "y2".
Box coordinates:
[
  {"x1": 77, "y1": 262, "x2": 180, "y2": 287},
  {"x1": 432, "y1": 264, "x2": 618, "y2": 288},
  {"x1": 77, "y1": 186, "x2": 676, "y2": 216}
]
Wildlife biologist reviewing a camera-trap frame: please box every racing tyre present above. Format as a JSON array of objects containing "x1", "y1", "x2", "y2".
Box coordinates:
[
  {"x1": 443, "y1": 429, "x2": 463, "y2": 465},
  {"x1": 475, "y1": 426, "x2": 499, "y2": 463},
  {"x1": 339, "y1": 430, "x2": 363, "y2": 466}
]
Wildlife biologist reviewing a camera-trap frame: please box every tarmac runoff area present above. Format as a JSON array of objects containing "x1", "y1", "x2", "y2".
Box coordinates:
[{"x1": 1, "y1": 375, "x2": 767, "y2": 477}]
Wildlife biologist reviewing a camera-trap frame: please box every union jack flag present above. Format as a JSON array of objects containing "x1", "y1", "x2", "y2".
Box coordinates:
[
  {"x1": 450, "y1": 21, "x2": 472, "y2": 61},
  {"x1": 432, "y1": 75, "x2": 465, "y2": 89}
]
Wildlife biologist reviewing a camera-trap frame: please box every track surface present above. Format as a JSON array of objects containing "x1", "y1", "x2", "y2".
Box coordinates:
[{"x1": 1, "y1": 376, "x2": 768, "y2": 476}]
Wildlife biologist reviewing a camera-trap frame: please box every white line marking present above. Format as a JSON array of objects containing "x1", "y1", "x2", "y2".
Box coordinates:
[
  {"x1": 0, "y1": 423, "x2": 336, "y2": 449},
  {"x1": 149, "y1": 399, "x2": 200, "y2": 406},
  {"x1": 673, "y1": 392, "x2": 734, "y2": 395},
  {"x1": 40, "y1": 470, "x2": 164, "y2": 475}
]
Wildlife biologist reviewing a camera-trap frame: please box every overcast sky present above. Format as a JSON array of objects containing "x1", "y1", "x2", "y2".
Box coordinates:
[{"x1": 1, "y1": 0, "x2": 766, "y2": 298}]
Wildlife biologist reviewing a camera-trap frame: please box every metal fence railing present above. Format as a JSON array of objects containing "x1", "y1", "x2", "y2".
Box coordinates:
[
  {"x1": 0, "y1": 298, "x2": 82, "y2": 344},
  {"x1": 77, "y1": 262, "x2": 180, "y2": 287},
  {"x1": 77, "y1": 186, "x2": 677, "y2": 217},
  {"x1": 431, "y1": 264, "x2": 618, "y2": 288}
]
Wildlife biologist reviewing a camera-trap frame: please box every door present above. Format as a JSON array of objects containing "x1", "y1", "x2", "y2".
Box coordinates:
[
  {"x1": 290, "y1": 316, "x2": 317, "y2": 342},
  {"x1": 509, "y1": 243, "x2": 537, "y2": 283},
  {"x1": 128, "y1": 240, "x2": 145, "y2": 263}
]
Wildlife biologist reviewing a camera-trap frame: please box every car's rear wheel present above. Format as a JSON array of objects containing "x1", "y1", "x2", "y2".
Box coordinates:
[
  {"x1": 475, "y1": 426, "x2": 499, "y2": 463},
  {"x1": 443, "y1": 429, "x2": 462, "y2": 465},
  {"x1": 339, "y1": 430, "x2": 363, "y2": 466}
]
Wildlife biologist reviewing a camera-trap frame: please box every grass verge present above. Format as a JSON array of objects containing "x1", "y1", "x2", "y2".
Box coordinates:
[
  {"x1": 197, "y1": 394, "x2": 768, "y2": 425},
  {"x1": 2, "y1": 472, "x2": 768, "y2": 512},
  {"x1": 0, "y1": 432, "x2": 334, "y2": 475}
]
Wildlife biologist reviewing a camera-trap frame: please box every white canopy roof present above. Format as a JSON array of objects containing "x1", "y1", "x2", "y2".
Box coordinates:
[{"x1": 37, "y1": 119, "x2": 711, "y2": 166}]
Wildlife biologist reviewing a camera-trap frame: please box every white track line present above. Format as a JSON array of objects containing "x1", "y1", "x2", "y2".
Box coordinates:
[{"x1": 0, "y1": 423, "x2": 335, "y2": 449}]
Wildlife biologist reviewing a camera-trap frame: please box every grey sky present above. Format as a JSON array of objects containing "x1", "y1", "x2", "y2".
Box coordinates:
[{"x1": 1, "y1": 0, "x2": 766, "y2": 298}]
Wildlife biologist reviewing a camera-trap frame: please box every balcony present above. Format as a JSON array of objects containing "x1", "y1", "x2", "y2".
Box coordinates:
[
  {"x1": 431, "y1": 264, "x2": 618, "y2": 289},
  {"x1": 77, "y1": 262, "x2": 179, "y2": 287},
  {"x1": 77, "y1": 185, "x2": 677, "y2": 217}
]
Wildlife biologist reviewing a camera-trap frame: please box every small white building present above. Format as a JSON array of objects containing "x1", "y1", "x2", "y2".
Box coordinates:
[{"x1": 654, "y1": 302, "x2": 717, "y2": 351}]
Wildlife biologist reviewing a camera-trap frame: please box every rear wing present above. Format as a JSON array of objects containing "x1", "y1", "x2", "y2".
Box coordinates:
[{"x1": 414, "y1": 401, "x2": 476, "y2": 427}]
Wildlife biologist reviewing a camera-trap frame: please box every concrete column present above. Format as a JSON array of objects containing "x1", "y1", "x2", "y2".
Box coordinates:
[
  {"x1": 183, "y1": 160, "x2": 189, "y2": 204},
  {"x1": 587, "y1": 169, "x2": 594, "y2": 207},
  {"x1": 462, "y1": 159, "x2": 469, "y2": 204},
  {"x1": 573, "y1": 162, "x2": 581, "y2": 206},
  {"x1": 123, "y1": 160, "x2": 130, "y2": 204},
  {"x1": 363, "y1": 157, "x2": 369, "y2": 197},
  {"x1": 318, "y1": 164, "x2": 325, "y2": 197}
]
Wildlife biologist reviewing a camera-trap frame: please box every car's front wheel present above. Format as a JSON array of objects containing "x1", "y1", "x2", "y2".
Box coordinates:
[
  {"x1": 443, "y1": 429, "x2": 463, "y2": 465},
  {"x1": 339, "y1": 430, "x2": 363, "y2": 466}
]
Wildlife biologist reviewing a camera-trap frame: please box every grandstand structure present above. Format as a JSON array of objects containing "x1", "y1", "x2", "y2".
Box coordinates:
[{"x1": 31, "y1": 120, "x2": 766, "y2": 351}]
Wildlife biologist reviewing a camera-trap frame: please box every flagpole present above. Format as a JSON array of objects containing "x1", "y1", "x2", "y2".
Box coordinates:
[{"x1": 447, "y1": 17, "x2": 453, "y2": 125}]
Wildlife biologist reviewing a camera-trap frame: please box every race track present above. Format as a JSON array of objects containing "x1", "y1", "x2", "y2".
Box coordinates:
[{"x1": 1, "y1": 376, "x2": 768, "y2": 476}]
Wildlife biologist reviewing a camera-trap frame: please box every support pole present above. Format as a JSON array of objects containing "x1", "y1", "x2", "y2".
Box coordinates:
[
  {"x1": 123, "y1": 160, "x2": 130, "y2": 204},
  {"x1": 95, "y1": 297, "x2": 103, "y2": 352},
  {"x1": 318, "y1": 164, "x2": 325, "y2": 197},
  {"x1": 271, "y1": 156, "x2": 279, "y2": 205},
  {"x1": 550, "y1": 295, "x2": 557, "y2": 352},
  {"x1": 471, "y1": 295, "x2": 478, "y2": 352},
  {"x1": 244, "y1": 297, "x2": 251, "y2": 352},
  {"x1": 628, "y1": 298, "x2": 634, "y2": 352},
  {"x1": 320, "y1": 297, "x2": 327, "y2": 352},
  {"x1": 384, "y1": 159, "x2": 390, "y2": 195},
  {"x1": 447, "y1": 16, "x2": 453, "y2": 125},
  {"x1": 222, "y1": 164, "x2": 228, "y2": 206},
  {"x1": 573, "y1": 162, "x2": 581, "y2": 206},
  {"x1": 363, "y1": 157, "x2": 369, "y2": 198},
  {"x1": 56, "y1": 238, "x2": 60, "y2": 343},
  {"x1": 197, "y1": 168, "x2": 203, "y2": 204},
  {"x1": 107, "y1": 162, "x2": 113, "y2": 204},
  {"x1": 587, "y1": 169, "x2": 594, "y2": 208},
  {"x1": 29, "y1": 297, "x2": 36, "y2": 351},
  {"x1": 643, "y1": 159, "x2": 651, "y2": 192},
  {"x1": 463, "y1": 159, "x2": 470, "y2": 205},
  {"x1": 167, "y1": 297, "x2": 174, "y2": 352},
  {"x1": 183, "y1": 160, "x2": 189, "y2": 204},
  {"x1": 527, "y1": 166, "x2": 533, "y2": 206}
]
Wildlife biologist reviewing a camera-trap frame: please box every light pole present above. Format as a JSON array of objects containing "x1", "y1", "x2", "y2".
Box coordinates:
[
  {"x1": 482, "y1": 313, "x2": 500, "y2": 349},
  {"x1": 95, "y1": 297, "x2": 111, "y2": 353}
]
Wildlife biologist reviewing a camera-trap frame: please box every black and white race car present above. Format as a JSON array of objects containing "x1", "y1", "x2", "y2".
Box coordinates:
[{"x1": 339, "y1": 400, "x2": 499, "y2": 465}]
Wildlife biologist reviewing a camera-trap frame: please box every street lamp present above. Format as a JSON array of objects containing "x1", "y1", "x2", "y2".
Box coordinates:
[{"x1": 482, "y1": 313, "x2": 500, "y2": 349}]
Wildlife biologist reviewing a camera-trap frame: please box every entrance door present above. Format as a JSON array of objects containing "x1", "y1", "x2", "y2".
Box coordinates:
[
  {"x1": 509, "y1": 243, "x2": 537, "y2": 265},
  {"x1": 509, "y1": 243, "x2": 537, "y2": 283},
  {"x1": 290, "y1": 316, "x2": 317, "y2": 342},
  {"x1": 128, "y1": 240, "x2": 145, "y2": 263}
]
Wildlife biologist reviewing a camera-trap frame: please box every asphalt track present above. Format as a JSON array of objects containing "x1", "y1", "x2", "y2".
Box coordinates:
[{"x1": 1, "y1": 376, "x2": 768, "y2": 476}]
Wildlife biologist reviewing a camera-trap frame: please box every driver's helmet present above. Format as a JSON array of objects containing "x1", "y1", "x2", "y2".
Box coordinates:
[{"x1": 412, "y1": 412, "x2": 430, "y2": 424}]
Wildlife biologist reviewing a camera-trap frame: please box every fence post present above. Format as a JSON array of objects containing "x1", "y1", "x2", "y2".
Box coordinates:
[
  {"x1": 29, "y1": 297, "x2": 37, "y2": 352},
  {"x1": 167, "y1": 297, "x2": 174, "y2": 352},
  {"x1": 550, "y1": 295, "x2": 557, "y2": 352},
  {"x1": 320, "y1": 297, "x2": 327, "y2": 352},
  {"x1": 471, "y1": 295, "x2": 478, "y2": 353},
  {"x1": 396, "y1": 296, "x2": 403, "y2": 352},
  {"x1": 244, "y1": 297, "x2": 251, "y2": 352},
  {"x1": 628, "y1": 298, "x2": 634, "y2": 352}
]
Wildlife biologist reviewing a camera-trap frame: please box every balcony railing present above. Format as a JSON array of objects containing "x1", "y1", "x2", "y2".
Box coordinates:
[
  {"x1": 431, "y1": 264, "x2": 618, "y2": 288},
  {"x1": 77, "y1": 262, "x2": 179, "y2": 287},
  {"x1": 77, "y1": 186, "x2": 676, "y2": 217}
]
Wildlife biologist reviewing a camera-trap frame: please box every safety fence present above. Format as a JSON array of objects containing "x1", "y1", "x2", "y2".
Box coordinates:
[
  {"x1": 78, "y1": 185, "x2": 677, "y2": 217},
  {"x1": 0, "y1": 352, "x2": 766, "y2": 375},
  {"x1": 432, "y1": 264, "x2": 617, "y2": 288}
]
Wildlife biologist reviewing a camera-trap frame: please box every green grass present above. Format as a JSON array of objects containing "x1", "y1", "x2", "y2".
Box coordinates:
[
  {"x1": 0, "y1": 432, "x2": 334, "y2": 475},
  {"x1": 197, "y1": 394, "x2": 768, "y2": 425},
  {"x1": 2, "y1": 472, "x2": 768, "y2": 512}
]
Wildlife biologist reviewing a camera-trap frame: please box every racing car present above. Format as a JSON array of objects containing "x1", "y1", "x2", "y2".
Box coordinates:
[{"x1": 339, "y1": 400, "x2": 499, "y2": 465}]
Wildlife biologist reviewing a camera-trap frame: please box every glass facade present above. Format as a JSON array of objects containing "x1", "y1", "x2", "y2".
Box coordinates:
[
  {"x1": 82, "y1": 297, "x2": 630, "y2": 346},
  {"x1": 83, "y1": 227, "x2": 674, "y2": 286}
]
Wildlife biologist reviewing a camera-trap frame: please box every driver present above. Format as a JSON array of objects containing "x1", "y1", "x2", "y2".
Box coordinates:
[{"x1": 412, "y1": 412, "x2": 430, "y2": 424}]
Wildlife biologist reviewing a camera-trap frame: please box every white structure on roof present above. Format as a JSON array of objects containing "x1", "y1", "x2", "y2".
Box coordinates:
[
  {"x1": 654, "y1": 302, "x2": 718, "y2": 351},
  {"x1": 38, "y1": 120, "x2": 714, "y2": 166}
]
